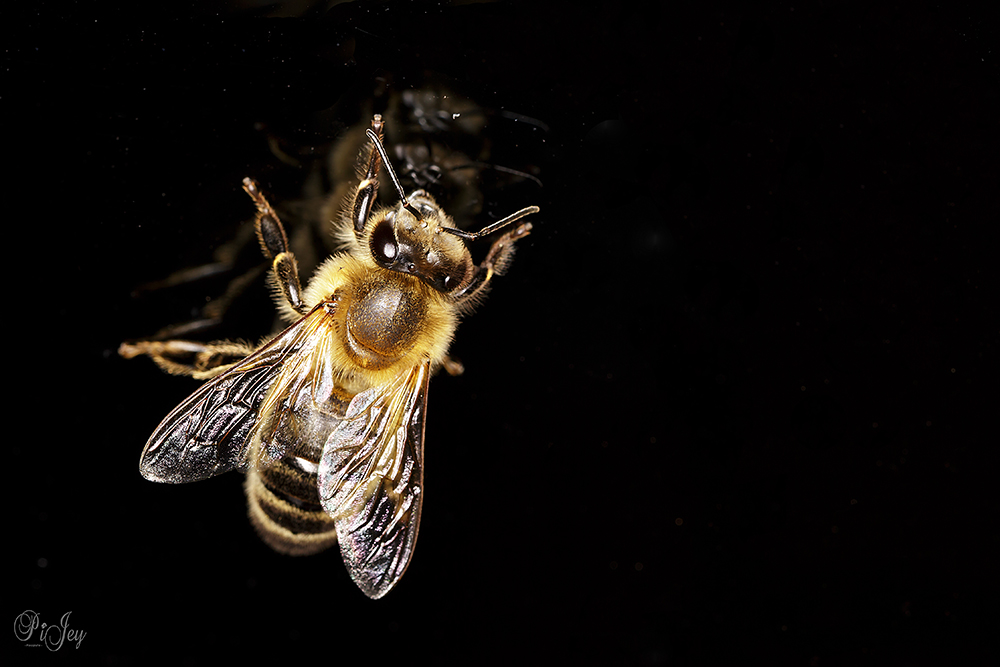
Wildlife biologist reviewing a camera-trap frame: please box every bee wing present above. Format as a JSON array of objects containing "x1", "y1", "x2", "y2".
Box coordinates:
[
  {"x1": 318, "y1": 361, "x2": 430, "y2": 599},
  {"x1": 139, "y1": 305, "x2": 336, "y2": 483}
]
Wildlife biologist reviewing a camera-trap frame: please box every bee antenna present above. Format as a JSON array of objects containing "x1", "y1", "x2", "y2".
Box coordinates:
[
  {"x1": 442, "y1": 206, "x2": 539, "y2": 241},
  {"x1": 366, "y1": 128, "x2": 423, "y2": 221}
]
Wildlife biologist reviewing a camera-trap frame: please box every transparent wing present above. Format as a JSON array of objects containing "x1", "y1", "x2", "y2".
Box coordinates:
[
  {"x1": 318, "y1": 361, "x2": 430, "y2": 599},
  {"x1": 139, "y1": 304, "x2": 339, "y2": 483}
]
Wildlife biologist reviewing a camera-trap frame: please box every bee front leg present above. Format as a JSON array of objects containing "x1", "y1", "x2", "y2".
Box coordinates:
[
  {"x1": 450, "y1": 221, "x2": 533, "y2": 309},
  {"x1": 351, "y1": 115, "x2": 385, "y2": 238},
  {"x1": 242, "y1": 178, "x2": 307, "y2": 318},
  {"x1": 118, "y1": 339, "x2": 255, "y2": 380}
]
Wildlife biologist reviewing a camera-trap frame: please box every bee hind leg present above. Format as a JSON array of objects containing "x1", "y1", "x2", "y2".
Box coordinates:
[{"x1": 118, "y1": 339, "x2": 255, "y2": 380}]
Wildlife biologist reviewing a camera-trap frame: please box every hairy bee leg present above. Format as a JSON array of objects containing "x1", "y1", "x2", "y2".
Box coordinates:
[
  {"x1": 451, "y1": 221, "x2": 533, "y2": 307},
  {"x1": 118, "y1": 339, "x2": 255, "y2": 380},
  {"x1": 242, "y1": 178, "x2": 307, "y2": 316},
  {"x1": 352, "y1": 115, "x2": 385, "y2": 237}
]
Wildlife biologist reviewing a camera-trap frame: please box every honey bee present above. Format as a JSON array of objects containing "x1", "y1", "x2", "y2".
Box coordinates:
[{"x1": 120, "y1": 115, "x2": 538, "y2": 598}]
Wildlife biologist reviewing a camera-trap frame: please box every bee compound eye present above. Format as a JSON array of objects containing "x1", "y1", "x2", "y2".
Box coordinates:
[{"x1": 371, "y1": 220, "x2": 398, "y2": 265}]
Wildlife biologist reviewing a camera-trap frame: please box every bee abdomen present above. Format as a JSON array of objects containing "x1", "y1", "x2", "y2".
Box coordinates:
[{"x1": 244, "y1": 461, "x2": 338, "y2": 556}]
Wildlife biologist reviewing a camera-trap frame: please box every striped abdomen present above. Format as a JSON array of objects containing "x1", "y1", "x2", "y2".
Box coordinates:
[{"x1": 244, "y1": 385, "x2": 354, "y2": 556}]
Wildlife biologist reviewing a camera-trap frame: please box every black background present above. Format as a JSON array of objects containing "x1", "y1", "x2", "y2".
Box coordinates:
[{"x1": 11, "y1": 0, "x2": 998, "y2": 664}]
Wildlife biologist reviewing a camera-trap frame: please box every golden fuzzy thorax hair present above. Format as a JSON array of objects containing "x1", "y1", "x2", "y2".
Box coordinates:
[{"x1": 295, "y1": 252, "x2": 457, "y2": 395}]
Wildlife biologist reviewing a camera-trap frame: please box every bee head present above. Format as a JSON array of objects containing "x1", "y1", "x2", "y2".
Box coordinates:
[
  {"x1": 368, "y1": 190, "x2": 473, "y2": 294},
  {"x1": 361, "y1": 125, "x2": 536, "y2": 296}
]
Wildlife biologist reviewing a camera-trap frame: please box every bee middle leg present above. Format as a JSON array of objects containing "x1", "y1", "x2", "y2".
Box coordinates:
[
  {"x1": 243, "y1": 178, "x2": 308, "y2": 319},
  {"x1": 118, "y1": 339, "x2": 255, "y2": 380}
]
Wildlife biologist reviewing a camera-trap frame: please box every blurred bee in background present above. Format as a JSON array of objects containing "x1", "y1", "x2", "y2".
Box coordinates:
[
  {"x1": 120, "y1": 114, "x2": 538, "y2": 598},
  {"x1": 297, "y1": 80, "x2": 543, "y2": 270},
  {"x1": 135, "y1": 79, "x2": 542, "y2": 342}
]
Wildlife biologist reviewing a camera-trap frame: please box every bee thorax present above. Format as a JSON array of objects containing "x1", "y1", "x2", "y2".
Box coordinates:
[{"x1": 344, "y1": 279, "x2": 425, "y2": 370}]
